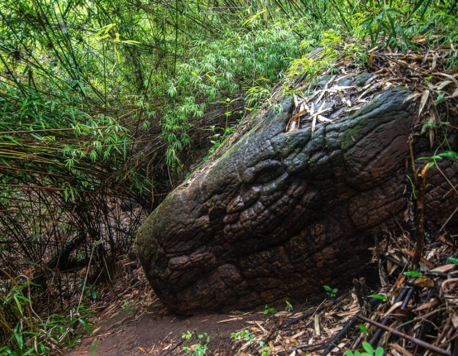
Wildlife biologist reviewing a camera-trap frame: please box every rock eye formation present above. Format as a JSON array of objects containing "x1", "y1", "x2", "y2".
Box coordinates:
[{"x1": 136, "y1": 88, "x2": 456, "y2": 314}]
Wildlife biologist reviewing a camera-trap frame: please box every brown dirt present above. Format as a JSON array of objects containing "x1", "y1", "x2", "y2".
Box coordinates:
[{"x1": 66, "y1": 295, "x2": 270, "y2": 356}]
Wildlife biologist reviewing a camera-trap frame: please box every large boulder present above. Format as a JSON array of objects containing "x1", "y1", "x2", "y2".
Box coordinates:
[{"x1": 136, "y1": 88, "x2": 458, "y2": 314}]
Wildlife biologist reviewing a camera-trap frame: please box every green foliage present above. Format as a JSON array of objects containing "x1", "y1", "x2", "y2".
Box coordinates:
[
  {"x1": 231, "y1": 330, "x2": 255, "y2": 342},
  {"x1": 345, "y1": 342, "x2": 384, "y2": 356},
  {"x1": 263, "y1": 304, "x2": 276, "y2": 314},
  {"x1": 204, "y1": 125, "x2": 235, "y2": 159},
  {"x1": 285, "y1": 301, "x2": 294, "y2": 312},
  {"x1": 287, "y1": 29, "x2": 370, "y2": 81},
  {"x1": 162, "y1": 19, "x2": 302, "y2": 168},
  {"x1": 181, "y1": 331, "x2": 209, "y2": 356},
  {"x1": 324, "y1": 285, "x2": 338, "y2": 298},
  {"x1": 368, "y1": 294, "x2": 388, "y2": 301},
  {"x1": 361, "y1": 7, "x2": 407, "y2": 50},
  {"x1": 417, "y1": 150, "x2": 458, "y2": 168},
  {"x1": 358, "y1": 324, "x2": 369, "y2": 335},
  {"x1": 78, "y1": 279, "x2": 98, "y2": 301},
  {"x1": 403, "y1": 271, "x2": 423, "y2": 277},
  {"x1": 231, "y1": 330, "x2": 270, "y2": 356},
  {"x1": 91, "y1": 341, "x2": 98, "y2": 356},
  {"x1": 449, "y1": 257, "x2": 458, "y2": 265},
  {"x1": 39, "y1": 305, "x2": 94, "y2": 348},
  {"x1": 0, "y1": 270, "x2": 93, "y2": 355}
]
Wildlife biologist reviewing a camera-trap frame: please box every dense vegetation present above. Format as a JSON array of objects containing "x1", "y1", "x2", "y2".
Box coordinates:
[{"x1": 1, "y1": 0, "x2": 457, "y2": 354}]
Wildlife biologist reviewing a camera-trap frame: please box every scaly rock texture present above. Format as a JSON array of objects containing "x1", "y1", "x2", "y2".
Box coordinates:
[{"x1": 136, "y1": 88, "x2": 458, "y2": 313}]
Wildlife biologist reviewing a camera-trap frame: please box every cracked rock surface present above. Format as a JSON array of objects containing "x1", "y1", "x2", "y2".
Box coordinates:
[{"x1": 136, "y1": 88, "x2": 457, "y2": 314}]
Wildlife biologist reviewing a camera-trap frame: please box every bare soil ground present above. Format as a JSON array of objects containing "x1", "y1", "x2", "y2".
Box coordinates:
[
  {"x1": 65, "y1": 261, "x2": 273, "y2": 356},
  {"x1": 67, "y1": 305, "x2": 269, "y2": 356}
]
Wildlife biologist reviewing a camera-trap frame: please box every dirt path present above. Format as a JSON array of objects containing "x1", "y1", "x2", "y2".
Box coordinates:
[
  {"x1": 64, "y1": 259, "x2": 273, "y2": 356},
  {"x1": 66, "y1": 304, "x2": 269, "y2": 356}
]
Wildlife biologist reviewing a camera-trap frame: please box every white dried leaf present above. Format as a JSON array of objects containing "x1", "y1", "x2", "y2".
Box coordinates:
[
  {"x1": 435, "y1": 80, "x2": 453, "y2": 90},
  {"x1": 418, "y1": 90, "x2": 430, "y2": 117},
  {"x1": 318, "y1": 115, "x2": 331, "y2": 122},
  {"x1": 383, "y1": 301, "x2": 403, "y2": 317},
  {"x1": 314, "y1": 313, "x2": 321, "y2": 336},
  {"x1": 432, "y1": 53, "x2": 437, "y2": 70},
  {"x1": 403, "y1": 92, "x2": 421, "y2": 104},
  {"x1": 311, "y1": 115, "x2": 317, "y2": 134},
  {"x1": 451, "y1": 313, "x2": 458, "y2": 329}
]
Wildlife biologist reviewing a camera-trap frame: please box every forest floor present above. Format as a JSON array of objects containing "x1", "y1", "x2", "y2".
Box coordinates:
[
  {"x1": 64, "y1": 258, "x2": 274, "y2": 356},
  {"x1": 65, "y1": 232, "x2": 458, "y2": 356},
  {"x1": 65, "y1": 300, "x2": 269, "y2": 356}
]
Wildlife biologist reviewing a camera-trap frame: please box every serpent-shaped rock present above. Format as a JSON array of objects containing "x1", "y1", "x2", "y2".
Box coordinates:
[{"x1": 136, "y1": 88, "x2": 457, "y2": 313}]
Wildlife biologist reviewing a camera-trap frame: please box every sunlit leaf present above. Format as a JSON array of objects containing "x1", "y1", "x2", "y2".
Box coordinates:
[
  {"x1": 404, "y1": 271, "x2": 422, "y2": 277},
  {"x1": 368, "y1": 294, "x2": 387, "y2": 300}
]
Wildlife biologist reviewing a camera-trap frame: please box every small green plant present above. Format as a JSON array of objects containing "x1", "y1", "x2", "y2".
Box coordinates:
[
  {"x1": 206, "y1": 125, "x2": 235, "y2": 157},
  {"x1": 417, "y1": 150, "x2": 458, "y2": 168},
  {"x1": 91, "y1": 341, "x2": 98, "y2": 356},
  {"x1": 42, "y1": 305, "x2": 95, "y2": 348},
  {"x1": 449, "y1": 257, "x2": 458, "y2": 265},
  {"x1": 78, "y1": 279, "x2": 98, "y2": 300},
  {"x1": 181, "y1": 331, "x2": 210, "y2": 356},
  {"x1": 231, "y1": 330, "x2": 255, "y2": 342},
  {"x1": 285, "y1": 301, "x2": 294, "y2": 312},
  {"x1": 183, "y1": 331, "x2": 192, "y2": 340},
  {"x1": 358, "y1": 324, "x2": 369, "y2": 335},
  {"x1": 324, "y1": 285, "x2": 338, "y2": 298},
  {"x1": 258, "y1": 341, "x2": 270, "y2": 356},
  {"x1": 263, "y1": 304, "x2": 276, "y2": 314},
  {"x1": 345, "y1": 341, "x2": 384, "y2": 356},
  {"x1": 231, "y1": 330, "x2": 270, "y2": 356},
  {"x1": 360, "y1": 7, "x2": 407, "y2": 51}
]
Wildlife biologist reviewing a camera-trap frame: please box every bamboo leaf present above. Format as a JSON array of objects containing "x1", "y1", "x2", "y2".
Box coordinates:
[{"x1": 91, "y1": 23, "x2": 116, "y2": 39}]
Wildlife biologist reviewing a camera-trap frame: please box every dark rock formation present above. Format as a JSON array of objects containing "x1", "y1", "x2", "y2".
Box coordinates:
[{"x1": 136, "y1": 88, "x2": 458, "y2": 314}]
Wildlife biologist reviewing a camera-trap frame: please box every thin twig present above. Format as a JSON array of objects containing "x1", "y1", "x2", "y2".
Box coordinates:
[{"x1": 440, "y1": 204, "x2": 458, "y2": 232}]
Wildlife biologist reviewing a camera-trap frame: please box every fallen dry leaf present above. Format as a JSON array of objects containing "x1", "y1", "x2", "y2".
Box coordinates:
[
  {"x1": 451, "y1": 313, "x2": 458, "y2": 329},
  {"x1": 418, "y1": 89, "x2": 430, "y2": 117},
  {"x1": 389, "y1": 343, "x2": 415, "y2": 356},
  {"x1": 383, "y1": 301, "x2": 403, "y2": 317},
  {"x1": 314, "y1": 313, "x2": 320, "y2": 336},
  {"x1": 413, "y1": 277, "x2": 435, "y2": 288},
  {"x1": 431, "y1": 264, "x2": 456, "y2": 273},
  {"x1": 414, "y1": 298, "x2": 439, "y2": 311}
]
